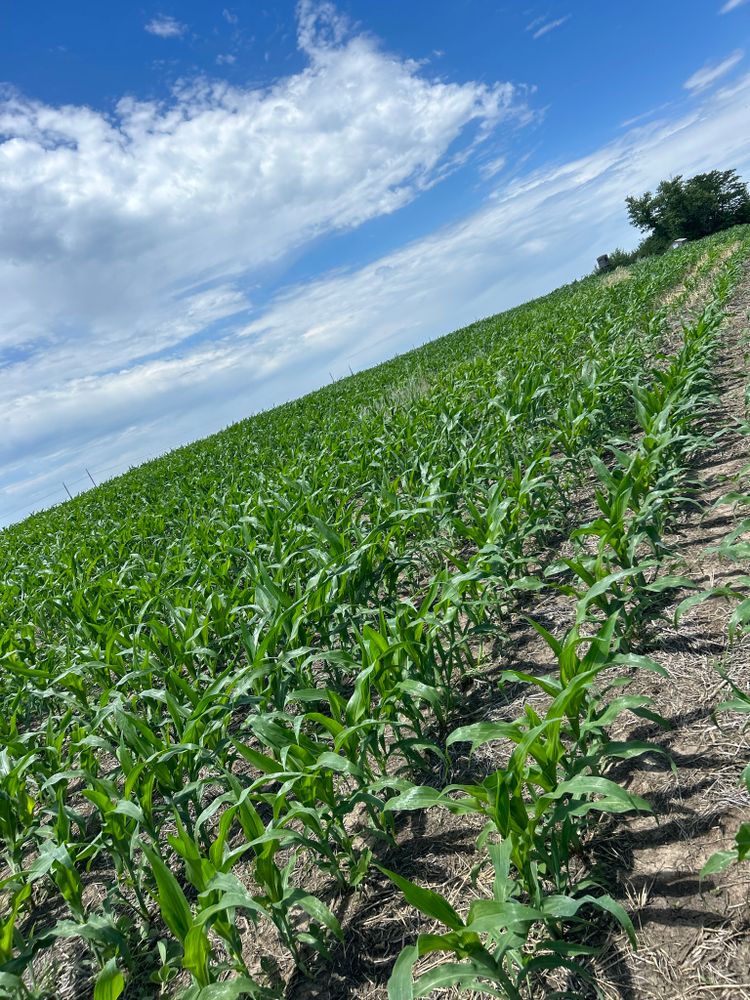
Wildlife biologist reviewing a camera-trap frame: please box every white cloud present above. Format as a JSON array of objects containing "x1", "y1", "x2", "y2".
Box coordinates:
[
  {"x1": 0, "y1": 20, "x2": 516, "y2": 357},
  {"x1": 479, "y1": 154, "x2": 507, "y2": 179},
  {"x1": 4, "y1": 10, "x2": 750, "y2": 527},
  {"x1": 216, "y1": 53, "x2": 236, "y2": 65},
  {"x1": 145, "y1": 14, "x2": 187, "y2": 38},
  {"x1": 530, "y1": 16, "x2": 570, "y2": 39},
  {"x1": 296, "y1": 0, "x2": 349, "y2": 54},
  {"x1": 222, "y1": 8, "x2": 239, "y2": 24},
  {"x1": 223, "y1": 78, "x2": 750, "y2": 386},
  {"x1": 720, "y1": 0, "x2": 748, "y2": 12},
  {"x1": 684, "y1": 49, "x2": 744, "y2": 92},
  {"x1": 5, "y1": 71, "x2": 750, "y2": 527},
  {"x1": 619, "y1": 102, "x2": 673, "y2": 128},
  {"x1": 0, "y1": 4, "x2": 526, "y2": 522}
]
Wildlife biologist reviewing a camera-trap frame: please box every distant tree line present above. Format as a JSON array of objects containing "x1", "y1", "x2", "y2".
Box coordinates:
[{"x1": 604, "y1": 169, "x2": 750, "y2": 269}]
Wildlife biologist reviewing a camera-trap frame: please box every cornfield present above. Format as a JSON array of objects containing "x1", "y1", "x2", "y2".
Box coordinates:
[{"x1": 1, "y1": 226, "x2": 749, "y2": 998}]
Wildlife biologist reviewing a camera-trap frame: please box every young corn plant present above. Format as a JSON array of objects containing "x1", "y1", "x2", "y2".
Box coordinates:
[
  {"x1": 379, "y1": 613, "x2": 659, "y2": 996},
  {"x1": 0, "y1": 229, "x2": 747, "y2": 996}
]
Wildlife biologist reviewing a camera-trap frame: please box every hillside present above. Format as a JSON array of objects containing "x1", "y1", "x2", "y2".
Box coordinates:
[{"x1": 1, "y1": 227, "x2": 750, "y2": 999}]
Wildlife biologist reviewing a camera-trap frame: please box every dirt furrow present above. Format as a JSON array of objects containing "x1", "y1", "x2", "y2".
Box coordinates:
[{"x1": 592, "y1": 259, "x2": 750, "y2": 1000}]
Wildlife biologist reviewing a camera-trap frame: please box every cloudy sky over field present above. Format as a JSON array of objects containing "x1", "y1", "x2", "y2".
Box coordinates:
[{"x1": 1, "y1": 0, "x2": 750, "y2": 524}]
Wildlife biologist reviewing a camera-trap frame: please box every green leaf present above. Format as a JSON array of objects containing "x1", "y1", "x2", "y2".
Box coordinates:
[
  {"x1": 231, "y1": 739, "x2": 283, "y2": 775},
  {"x1": 717, "y1": 697, "x2": 750, "y2": 714},
  {"x1": 413, "y1": 959, "x2": 510, "y2": 998},
  {"x1": 587, "y1": 894, "x2": 637, "y2": 949},
  {"x1": 113, "y1": 799, "x2": 144, "y2": 822},
  {"x1": 192, "y1": 978, "x2": 269, "y2": 999},
  {"x1": 287, "y1": 889, "x2": 343, "y2": 940},
  {"x1": 38, "y1": 915, "x2": 128, "y2": 957},
  {"x1": 312, "y1": 751, "x2": 362, "y2": 777},
  {"x1": 500, "y1": 669, "x2": 562, "y2": 698},
  {"x1": 542, "y1": 775, "x2": 652, "y2": 818},
  {"x1": 541, "y1": 893, "x2": 636, "y2": 947},
  {"x1": 729, "y1": 598, "x2": 750, "y2": 639},
  {"x1": 524, "y1": 616, "x2": 562, "y2": 657},
  {"x1": 511, "y1": 576, "x2": 545, "y2": 591},
  {"x1": 183, "y1": 925, "x2": 210, "y2": 988},
  {"x1": 611, "y1": 653, "x2": 668, "y2": 677},
  {"x1": 142, "y1": 844, "x2": 193, "y2": 943},
  {"x1": 590, "y1": 454, "x2": 616, "y2": 491},
  {"x1": 673, "y1": 586, "x2": 745, "y2": 624},
  {"x1": 193, "y1": 892, "x2": 266, "y2": 928},
  {"x1": 464, "y1": 899, "x2": 541, "y2": 933},
  {"x1": 447, "y1": 721, "x2": 523, "y2": 753},
  {"x1": 376, "y1": 865, "x2": 465, "y2": 930},
  {"x1": 643, "y1": 575, "x2": 695, "y2": 593},
  {"x1": 578, "y1": 565, "x2": 654, "y2": 610},
  {"x1": 736, "y1": 823, "x2": 750, "y2": 861},
  {"x1": 599, "y1": 740, "x2": 665, "y2": 761},
  {"x1": 701, "y1": 849, "x2": 738, "y2": 877},
  {"x1": 388, "y1": 945, "x2": 417, "y2": 1000},
  {"x1": 630, "y1": 705, "x2": 672, "y2": 729},
  {"x1": 93, "y1": 959, "x2": 125, "y2": 1000},
  {"x1": 383, "y1": 785, "x2": 476, "y2": 815}
]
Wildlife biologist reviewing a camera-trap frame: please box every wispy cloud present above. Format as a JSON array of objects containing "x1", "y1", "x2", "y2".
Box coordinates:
[
  {"x1": 720, "y1": 0, "x2": 749, "y2": 12},
  {"x1": 229, "y1": 76, "x2": 750, "y2": 392},
  {"x1": 479, "y1": 154, "x2": 507, "y2": 179},
  {"x1": 529, "y1": 15, "x2": 570, "y2": 39},
  {"x1": 144, "y1": 14, "x2": 186, "y2": 38},
  {"x1": 222, "y1": 8, "x2": 239, "y2": 24},
  {"x1": 216, "y1": 53, "x2": 236, "y2": 65},
  {"x1": 684, "y1": 49, "x2": 743, "y2": 92},
  {"x1": 619, "y1": 101, "x2": 672, "y2": 128}
]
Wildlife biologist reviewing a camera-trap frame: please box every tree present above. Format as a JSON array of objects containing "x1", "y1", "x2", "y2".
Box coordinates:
[{"x1": 625, "y1": 169, "x2": 750, "y2": 254}]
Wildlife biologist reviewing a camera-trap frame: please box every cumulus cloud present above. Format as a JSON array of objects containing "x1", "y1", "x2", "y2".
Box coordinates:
[
  {"x1": 4, "y1": 10, "x2": 750, "y2": 527},
  {"x1": 5, "y1": 70, "x2": 750, "y2": 527},
  {"x1": 684, "y1": 49, "x2": 744, "y2": 92},
  {"x1": 144, "y1": 15, "x2": 187, "y2": 38},
  {"x1": 0, "y1": 3, "x2": 526, "y2": 521}
]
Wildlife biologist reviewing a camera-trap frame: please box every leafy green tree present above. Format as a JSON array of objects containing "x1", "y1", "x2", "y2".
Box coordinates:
[
  {"x1": 606, "y1": 247, "x2": 638, "y2": 268},
  {"x1": 625, "y1": 169, "x2": 750, "y2": 253}
]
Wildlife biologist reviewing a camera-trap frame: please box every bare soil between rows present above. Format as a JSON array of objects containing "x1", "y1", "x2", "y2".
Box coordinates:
[
  {"x1": 286, "y1": 260, "x2": 750, "y2": 1000},
  {"x1": 586, "y1": 258, "x2": 750, "y2": 1000}
]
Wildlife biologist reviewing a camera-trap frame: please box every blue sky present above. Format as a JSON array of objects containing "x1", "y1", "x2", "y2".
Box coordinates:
[{"x1": 1, "y1": 0, "x2": 750, "y2": 525}]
